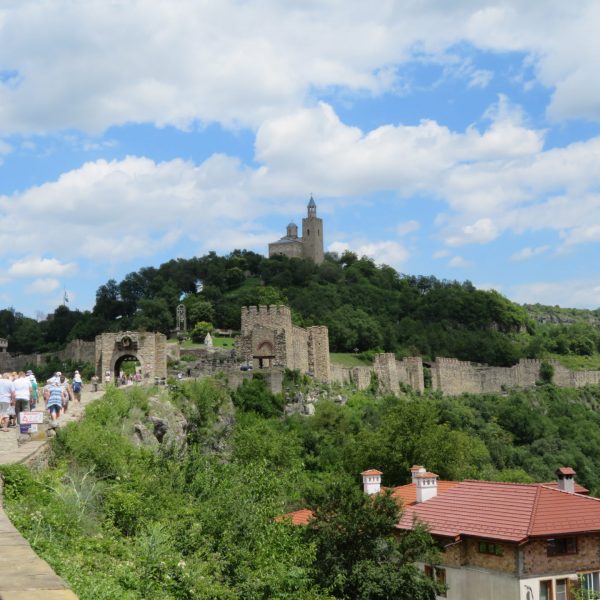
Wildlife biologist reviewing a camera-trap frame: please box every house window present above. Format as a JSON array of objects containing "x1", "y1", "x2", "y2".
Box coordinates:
[
  {"x1": 581, "y1": 571, "x2": 600, "y2": 599},
  {"x1": 424, "y1": 565, "x2": 446, "y2": 597},
  {"x1": 547, "y1": 537, "x2": 577, "y2": 556},
  {"x1": 540, "y1": 580, "x2": 553, "y2": 600},
  {"x1": 478, "y1": 540, "x2": 504, "y2": 556},
  {"x1": 555, "y1": 579, "x2": 569, "y2": 600}
]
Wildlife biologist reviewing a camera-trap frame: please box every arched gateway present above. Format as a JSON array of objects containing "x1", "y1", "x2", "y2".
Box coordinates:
[{"x1": 95, "y1": 331, "x2": 167, "y2": 382}]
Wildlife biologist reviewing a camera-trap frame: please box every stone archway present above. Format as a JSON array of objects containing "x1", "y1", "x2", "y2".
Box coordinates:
[
  {"x1": 95, "y1": 331, "x2": 167, "y2": 382},
  {"x1": 112, "y1": 353, "x2": 143, "y2": 382},
  {"x1": 255, "y1": 340, "x2": 275, "y2": 368}
]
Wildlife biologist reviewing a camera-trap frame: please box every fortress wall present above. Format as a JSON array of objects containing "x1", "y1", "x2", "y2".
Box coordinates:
[
  {"x1": 431, "y1": 358, "x2": 483, "y2": 395},
  {"x1": 290, "y1": 326, "x2": 309, "y2": 373},
  {"x1": 351, "y1": 367, "x2": 372, "y2": 390},
  {"x1": 308, "y1": 326, "x2": 330, "y2": 382},
  {"x1": 240, "y1": 305, "x2": 292, "y2": 336},
  {"x1": 397, "y1": 356, "x2": 425, "y2": 393},
  {"x1": 374, "y1": 353, "x2": 400, "y2": 395},
  {"x1": 330, "y1": 364, "x2": 352, "y2": 385}
]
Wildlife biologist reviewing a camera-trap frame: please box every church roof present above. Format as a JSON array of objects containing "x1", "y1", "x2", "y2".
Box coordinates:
[{"x1": 307, "y1": 195, "x2": 316, "y2": 207}]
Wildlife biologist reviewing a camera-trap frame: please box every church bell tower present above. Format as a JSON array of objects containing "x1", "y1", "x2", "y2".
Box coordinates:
[{"x1": 302, "y1": 195, "x2": 324, "y2": 264}]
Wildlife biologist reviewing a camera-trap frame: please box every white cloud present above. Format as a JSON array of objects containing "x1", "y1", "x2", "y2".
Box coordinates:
[
  {"x1": 448, "y1": 255, "x2": 471, "y2": 268},
  {"x1": 328, "y1": 240, "x2": 409, "y2": 268},
  {"x1": 396, "y1": 220, "x2": 420, "y2": 236},
  {"x1": 0, "y1": 1, "x2": 599, "y2": 136},
  {"x1": 25, "y1": 278, "x2": 60, "y2": 294},
  {"x1": 511, "y1": 245, "x2": 550, "y2": 261},
  {"x1": 433, "y1": 250, "x2": 450, "y2": 259},
  {"x1": 8, "y1": 257, "x2": 77, "y2": 277},
  {"x1": 446, "y1": 218, "x2": 499, "y2": 247},
  {"x1": 511, "y1": 280, "x2": 600, "y2": 309}
]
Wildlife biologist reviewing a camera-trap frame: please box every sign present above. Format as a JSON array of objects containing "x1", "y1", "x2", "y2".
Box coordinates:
[
  {"x1": 19, "y1": 411, "x2": 44, "y2": 425},
  {"x1": 19, "y1": 424, "x2": 30, "y2": 434},
  {"x1": 29, "y1": 424, "x2": 38, "y2": 433}
]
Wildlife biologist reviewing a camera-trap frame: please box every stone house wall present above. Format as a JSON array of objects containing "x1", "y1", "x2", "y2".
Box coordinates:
[{"x1": 522, "y1": 536, "x2": 600, "y2": 576}]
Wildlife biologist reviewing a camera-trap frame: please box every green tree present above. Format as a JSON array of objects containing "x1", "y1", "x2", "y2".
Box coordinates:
[
  {"x1": 306, "y1": 479, "x2": 441, "y2": 599},
  {"x1": 132, "y1": 298, "x2": 173, "y2": 334},
  {"x1": 190, "y1": 320, "x2": 214, "y2": 343}
]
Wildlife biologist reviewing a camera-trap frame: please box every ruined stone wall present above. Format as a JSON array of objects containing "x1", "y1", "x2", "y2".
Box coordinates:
[
  {"x1": 224, "y1": 368, "x2": 283, "y2": 395},
  {"x1": 290, "y1": 326, "x2": 309, "y2": 373},
  {"x1": 430, "y1": 357, "x2": 600, "y2": 395},
  {"x1": 56, "y1": 339, "x2": 96, "y2": 364},
  {"x1": 308, "y1": 326, "x2": 330, "y2": 382},
  {"x1": 240, "y1": 305, "x2": 292, "y2": 337},
  {"x1": 401, "y1": 356, "x2": 425, "y2": 393},
  {"x1": 374, "y1": 353, "x2": 400, "y2": 395},
  {"x1": 0, "y1": 339, "x2": 95, "y2": 373}
]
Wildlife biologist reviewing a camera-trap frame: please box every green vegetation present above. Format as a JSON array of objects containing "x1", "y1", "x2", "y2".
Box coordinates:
[
  {"x1": 5, "y1": 379, "x2": 600, "y2": 599},
  {"x1": 4, "y1": 250, "x2": 600, "y2": 369},
  {"x1": 330, "y1": 353, "x2": 374, "y2": 367}
]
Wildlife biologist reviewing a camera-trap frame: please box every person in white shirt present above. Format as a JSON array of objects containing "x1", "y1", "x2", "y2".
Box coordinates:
[
  {"x1": 13, "y1": 371, "x2": 32, "y2": 424},
  {"x1": 0, "y1": 373, "x2": 15, "y2": 432}
]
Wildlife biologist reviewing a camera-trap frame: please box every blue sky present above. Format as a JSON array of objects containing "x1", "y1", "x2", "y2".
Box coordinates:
[{"x1": 2, "y1": 1, "x2": 600, "y2": 317}]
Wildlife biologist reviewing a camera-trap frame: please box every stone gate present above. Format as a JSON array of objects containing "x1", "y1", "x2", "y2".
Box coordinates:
[{"x1": 95, "y1": 331, "x2": 167, "y2": 381}]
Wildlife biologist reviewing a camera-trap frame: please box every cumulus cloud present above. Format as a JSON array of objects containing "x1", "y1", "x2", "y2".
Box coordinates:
[
  {"x1": 328, "y1": 240, "x2": 409, "y2": 268},
  {"x1": 511, "y1": 245, "x2": 550, "y2": 261},
  {"x1": 448, "y1": 255, "x2": 471, "y2": 268},
  {"x1": 511, "y1": 280, "x2": 600, "y2": 309},
  {"x1": 396, "y1": 220, "x2": 420, "y2": 236},
  {"x1": 0, "y1": 1, "x2": 599, "y2": 136},
  {"x1": 8, "y1": 257, "x2": 77, "y2": 277},
  {"x1": 25, "y1": 278, "x2": 60, "y2": 294}
]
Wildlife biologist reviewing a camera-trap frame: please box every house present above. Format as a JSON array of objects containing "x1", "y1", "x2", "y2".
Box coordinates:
[{"x1": 283, "y1": 466, "x2": 600, "y2": 600}]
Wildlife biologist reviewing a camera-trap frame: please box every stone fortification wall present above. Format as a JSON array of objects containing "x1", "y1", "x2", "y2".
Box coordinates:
[
  {"x1": 225, "y1": 369, "x2": 283, "y2": 395},
  {"x1": 430, "y1": 357, "x2": 600, "y2": 395},
  {"x1": 290, "y1": 326, "x2": 309, "y2": 373},
  {"x1": 374, "y1": 353, "x2": 400, "y2": 395},
  {"x1": 0, "y1": 339, "x2": 96, "y2": 373},
  {"x1": 329, "y1": 364, "x2": 372, "y2": 390},
  {"x1": 240, "y1": 305, "x2": 292, "y2": 337},
  {"x1": 308, "y1": 326, "x2": 330, "y2": 382},
  {"x1": 397, "y1": 356, "x2": 425, "y2": 393},
  {"x1": 96, "y1": 331, "x2": 167, "y2": 380}
]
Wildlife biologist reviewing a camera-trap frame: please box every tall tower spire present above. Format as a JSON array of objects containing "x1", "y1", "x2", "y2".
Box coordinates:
[{"x1": 302, "y1": 195, "x2": 324, "y2": 264}]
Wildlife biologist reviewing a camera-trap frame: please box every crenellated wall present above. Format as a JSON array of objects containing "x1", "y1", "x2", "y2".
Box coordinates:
[
  {"x1": 236, "y1": 305, "x2": 331, "y2": 382},
  {"x1": 430, "y1": 357, "x2": 600, "y2": 395},
  {"x1": 0, "y1": 339, "x2": 96, "y2": 373}
]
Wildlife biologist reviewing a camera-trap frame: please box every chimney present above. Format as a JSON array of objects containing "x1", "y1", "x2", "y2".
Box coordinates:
[
  {"x1": 416, "y1": 472, "x2": 439, "y2": 503},
  {"x1": 410, "y1": 465, "x2": 426, "y2": 484},
  {"x1": 556, "y1": 467, "x2": 576, "y2": 494},
  {"x1": 361, "y1": 469, "x2": 383, "y2": 495}
]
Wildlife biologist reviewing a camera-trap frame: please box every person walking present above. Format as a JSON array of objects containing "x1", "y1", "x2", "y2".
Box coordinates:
[
  {"x1": 0, "y1": 373, "x2": 15, "y2": 432},
  {"x1": 13, "y1": 371, "x2": 32, "y2": 425},
  {"x1": 59, "y1": 375, "x2": 72, "y2": 414},
  {"x1": 27, "y1": 370, "x2": 38, "y2": 409},
  {"x1": 72, "y1": 370, "x2": 83, "y2": 403},
  {"x1": 45, "y1": 378, "x2": 66, "y2": 422}
]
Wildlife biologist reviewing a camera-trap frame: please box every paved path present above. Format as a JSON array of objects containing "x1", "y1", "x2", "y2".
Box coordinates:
[{"x1": 0, "y1": 386, "x2": 104, "y2": 600}]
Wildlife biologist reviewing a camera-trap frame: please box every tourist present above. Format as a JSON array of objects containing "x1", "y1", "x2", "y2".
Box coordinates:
[
  {"x1": 0, "y1": 373, "x2": 15, "y2": 432},
  {"x1": 59, "y1": 375, "x2": 72, "y2": 414},
  {"x1": 104, "y1": 370, "x2": 111, "y2": 386},
  {"x1": 46, "y1": 378, "x2": 65, "y2": 422},
  {"x1": 91, "y1": 374, "x2": 99, "y2": 392},
  {"x1": 7, "y1": 372, "x2": 17, "y2": 427},
  {"x1": 13, "y1": 371, "x2": 32, "y2": 424},
  {"x1": 27, "y1": 370, "x2": 38, "y2": 409},
  {"x1": 72, "y1": 370, "x2": 83, "y2": 403}
]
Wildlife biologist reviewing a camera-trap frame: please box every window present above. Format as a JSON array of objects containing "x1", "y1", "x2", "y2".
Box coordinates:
[
  {"x1": 478, "y1": 540, "x2": 504, "y2": 556},
  {"x1": 424, "y1": 565, "x2": 446, "y2": 597},
  {"x1": 581, "y1": 571, "x2": 600, "y2": 600},
  {"x1": 540, "y1": 580, "x2": 553, "y2": 600},
  {"x1": 547, "y1": 537, "x2": 577, "y2": 556},
  {"x1": 555, "y1": 579, "x2": 569, "y2": 600}
]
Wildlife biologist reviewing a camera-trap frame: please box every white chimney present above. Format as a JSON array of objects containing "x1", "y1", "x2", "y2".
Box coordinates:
[
  {"x1": 411, "y1": 465, "x2": 426, "y2": 484},
  {"x1": 415, "y1": 472, "x2": 439, "y2": 503},
  {"x1": 556, "y1": 467, "x2": 576, "y2": 494},
  {"x1": 361, "y1": 469, "x2": 383, "y2": 495}
]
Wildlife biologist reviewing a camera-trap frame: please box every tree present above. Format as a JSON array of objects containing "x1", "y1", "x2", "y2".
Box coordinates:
[
  {"x1": 190, "y1": 320, "x2": 214, "y2": 343},
  {"x1": 305, "y1": 479, "x2": 441, "y2": 599},
  {"x1": 182, "y1": 296, "x2": 215, "y2": 328},
  {"x1": 132, "y1": 298, "x2": 173, "y2": 334}
]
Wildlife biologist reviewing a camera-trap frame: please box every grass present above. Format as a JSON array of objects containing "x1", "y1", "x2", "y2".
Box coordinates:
[
  {"x1": 329, "y1": 353, "x2": 373, "y2": 367},
  {"x1": 178, "y1": 337, "x2": 236, "y2": 349},
  {"x1": 549, "y1": 353, "x2": 600, "y2": 371}
]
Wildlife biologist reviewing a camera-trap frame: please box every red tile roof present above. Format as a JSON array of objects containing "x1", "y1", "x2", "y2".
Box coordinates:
[
  {"x1": 390, "y1": 481, "x2": 459, "y2": 507},
  {"x1": 397, "y1": 480, "x2": 600, "y2": 543},
  {"x1": 557, "y1": 467, "x2": 576, "y2": 476},
  {"x1": 544, "y1": 481, "x2": 588, "y2": 494},
  {"x1": 361, "y1": 469, "x2": 383, "y2": 476},
  {"x1": 276, "y1": 508, "x2": 314, "y2": 526}
]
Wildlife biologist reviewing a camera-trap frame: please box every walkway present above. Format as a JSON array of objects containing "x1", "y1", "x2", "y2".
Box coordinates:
[{"x1": 0, "y1": 386, "x2": 104, "y2": 600}]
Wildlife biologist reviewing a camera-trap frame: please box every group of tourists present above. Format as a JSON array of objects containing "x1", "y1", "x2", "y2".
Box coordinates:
[{"x1": 0, "y1": 369, "x2": 84, "y2": 431}]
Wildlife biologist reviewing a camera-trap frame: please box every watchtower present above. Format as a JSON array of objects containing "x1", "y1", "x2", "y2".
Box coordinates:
[{"x1": 302, "y1": 196, "x2": 324, "y2": 264}]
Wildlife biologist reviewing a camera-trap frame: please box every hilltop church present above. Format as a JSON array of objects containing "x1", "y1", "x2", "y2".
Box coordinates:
[{"x1": 268, "y1": 196, "x2": 324, "y2": 264}]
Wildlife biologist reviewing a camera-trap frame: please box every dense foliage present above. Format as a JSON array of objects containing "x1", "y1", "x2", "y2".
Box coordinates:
[
  {"x1": 1, "y1": 251, "x2": 534, "y2": 365},
  {"x1": 5, "y1": 378, "x2": 600, "y2": 598}
]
